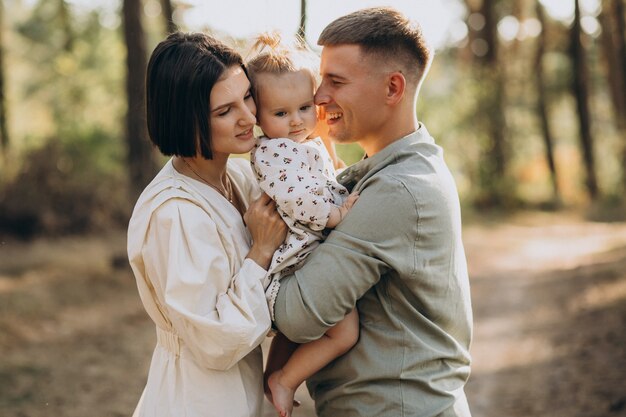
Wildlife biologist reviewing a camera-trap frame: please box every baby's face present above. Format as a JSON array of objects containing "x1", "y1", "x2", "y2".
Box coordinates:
[{"x1": 256, "y1": 70, "x2": 317, "y2": 143}]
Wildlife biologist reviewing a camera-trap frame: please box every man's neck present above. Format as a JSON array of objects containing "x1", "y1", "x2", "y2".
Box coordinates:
[{"x1": 359, "y1": 111, "x2": 419, "y2": 156}]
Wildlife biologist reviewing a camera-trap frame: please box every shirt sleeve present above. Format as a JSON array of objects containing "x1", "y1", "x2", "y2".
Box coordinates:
[
  {"x1": 145, "y1": 198, "x2": 271, "y2": 370},
  {"x1": 252, "y1": 139, "x2": 334, "y2": 231},
  {"x1": 273, "y1": 175, "x2": 417, "y2": 343}
]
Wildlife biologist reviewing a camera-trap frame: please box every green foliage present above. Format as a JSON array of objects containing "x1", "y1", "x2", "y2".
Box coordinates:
[
  {"x1": 15, "y1": 1, "x2": 125, "y2": 138},
  {"x1": 0, "y1": 128, "x2": 129, "y2": 238}
]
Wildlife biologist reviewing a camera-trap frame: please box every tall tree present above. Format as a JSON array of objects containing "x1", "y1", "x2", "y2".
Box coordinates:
[
  {"x1": 0, "y1": 0, "x2": 8, "y2": 157},
  {"x1": 570, "y1": 0, "x2": 599, "y2": 199},
  {"x1": 160, "y1": 0, "x2": 177, "y2": 34},
  {"x1": 297, "y1": 0, "x2": 306, "y2": 43},
  {"x1": 609, "y1": 0, "x2": 626, "y2": 194},
  {"x1": 464, "y1": 0, "x2": 509, "y2": 206},
  {"x1": 599, "y1": 0, "x2": 626, "y2": 128},
  {"x1": 58, "y1": 0, "x2": 73, "y2": 52},
  {"x1": 534, "y1": 1, "x2": 560, "y2": 202},
  {"x1": 123, "y1": 0, "x2": 157, "y2": 199}
]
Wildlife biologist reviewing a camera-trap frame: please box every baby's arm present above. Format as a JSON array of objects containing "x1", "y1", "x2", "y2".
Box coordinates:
[{"x1": 325, "y1": 192, "x2": 359, "y2": 228}]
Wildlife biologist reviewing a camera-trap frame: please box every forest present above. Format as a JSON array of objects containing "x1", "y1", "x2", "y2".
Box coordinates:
[
  {"x1": 0, "y1": 0, "x2": 624, "y2": 236},
  {"x1": 0, "y1": 1, "x2": 625, "y2": 416}
]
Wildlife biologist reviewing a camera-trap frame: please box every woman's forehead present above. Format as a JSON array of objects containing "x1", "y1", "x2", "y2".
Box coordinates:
[{"x1": 210, "y1": 67, "x2": 250, "y2": 104}]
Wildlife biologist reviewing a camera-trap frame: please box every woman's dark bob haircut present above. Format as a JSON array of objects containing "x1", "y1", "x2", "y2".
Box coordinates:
[{"x1": 146, "y1": 32, "x2": 245, "y2": 159}]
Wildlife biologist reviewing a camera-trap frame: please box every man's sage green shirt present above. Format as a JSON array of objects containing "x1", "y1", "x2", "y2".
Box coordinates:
[{"x1": 273, "y1": 125, "x2": 473, "y2": 417}]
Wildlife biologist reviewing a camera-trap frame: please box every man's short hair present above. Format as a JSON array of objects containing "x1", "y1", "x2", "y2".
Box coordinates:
[
  {"x1": 146, "y1": 32, "x2": 244, "y2": 159},
  {"x1": 318, "y1": 7, "x2": 432, "y2": 86}
]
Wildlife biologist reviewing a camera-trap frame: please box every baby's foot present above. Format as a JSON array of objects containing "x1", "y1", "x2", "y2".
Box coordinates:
[{"x1": 268, "y1": 369, "x2": 296, "y2": 417}]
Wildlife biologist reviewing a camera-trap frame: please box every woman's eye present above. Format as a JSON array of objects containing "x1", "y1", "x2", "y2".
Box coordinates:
[
  {"x1": 217, "y1": 108, "x2": 231, "y2": 116},
  {"x1": 244, "y1": 91, "x2": 253, "y2": 100}
]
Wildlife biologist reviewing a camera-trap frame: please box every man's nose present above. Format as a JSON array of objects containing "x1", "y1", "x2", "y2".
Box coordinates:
[{"x1": 314, "y1": 85, "x2": 329, "y2": 106}]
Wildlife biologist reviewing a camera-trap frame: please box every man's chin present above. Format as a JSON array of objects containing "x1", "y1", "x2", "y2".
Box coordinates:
[{"x1": 329, "y1": 134, "x2": 355, "y2": 144}]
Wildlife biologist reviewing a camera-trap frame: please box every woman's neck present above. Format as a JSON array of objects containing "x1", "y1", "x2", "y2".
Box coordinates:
[{"x1": 173, "y1": 154, "x2": 229, "y2": 185}]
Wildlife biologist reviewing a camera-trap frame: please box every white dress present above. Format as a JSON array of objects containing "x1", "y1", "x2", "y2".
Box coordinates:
[
  {"x1": 250, "y1": 136, "x2": 348, "y2": 318},
  {"x1": 127, "y1": 158, "x2": 271, "y2": 417}
]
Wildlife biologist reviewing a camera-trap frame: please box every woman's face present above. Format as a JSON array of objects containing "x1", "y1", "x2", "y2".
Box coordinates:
[{"x1": 209, "y1": 66, "x2": 257, "y2": 157}]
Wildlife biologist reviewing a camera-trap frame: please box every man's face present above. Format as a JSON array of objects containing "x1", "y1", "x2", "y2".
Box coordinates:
[{"x1": 314, "y1": 44, "x2": 387, "y2": 145}]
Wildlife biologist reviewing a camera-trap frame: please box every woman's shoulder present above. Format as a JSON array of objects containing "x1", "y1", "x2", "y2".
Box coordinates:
[{"x1": 227, "y1": 156, "x2": 261, "y2": 203}]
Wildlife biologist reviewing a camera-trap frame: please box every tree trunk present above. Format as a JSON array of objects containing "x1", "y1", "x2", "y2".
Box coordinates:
[
  {"x1": 297, "y1": 0, "x2": 306, "y2": 43},
  {"x1": 611, "y1": 0, "x2": 626, "y2": 195},
  {"x1": 123, "y1": 0, "x2": 157, "y2": 200},
  {"x1": 160, "y1": 0, "x2": 177, "y2": 34},
  {"x1": 58, "y1": 0, "x2": 73, "y2": 52},
  {"x1": 473, "y1": 0, "x2": 509, "y2": 206},
  {"x1": 534, "y1": 1, "x2": 560, "y2": 203},
  {"x1": 0, "y1": 0, "x2": 8, "y2": 157},
  {"x1": 599, "y1": 0, "x2": 626, "y2": 129},
  {"x1": 570, "y1": 0, "x2": 599, "y2": 199}
]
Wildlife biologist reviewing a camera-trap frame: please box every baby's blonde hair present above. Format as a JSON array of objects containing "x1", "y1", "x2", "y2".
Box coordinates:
[{"x1": 246, "y1": 32, "x2": 319, "y2": 101}]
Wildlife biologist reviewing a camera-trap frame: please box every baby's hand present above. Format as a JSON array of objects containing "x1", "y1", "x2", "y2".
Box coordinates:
[{"x1": 326, "y1": 192, "x2": 359, "y2": 228}]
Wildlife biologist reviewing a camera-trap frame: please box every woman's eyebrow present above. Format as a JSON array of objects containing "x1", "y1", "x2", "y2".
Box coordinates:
[{"x1": 211, "y1": 102, "x2": 232, "y2": 113}]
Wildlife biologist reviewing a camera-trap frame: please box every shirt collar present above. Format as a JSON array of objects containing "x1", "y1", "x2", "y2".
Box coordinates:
[{"x1": 336, "y1": 123, "x2": 434, "y2": 190}]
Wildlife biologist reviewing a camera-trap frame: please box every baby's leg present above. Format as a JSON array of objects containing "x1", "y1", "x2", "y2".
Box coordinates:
[{"x1": 268, "y1": 309, "x2": 359, "y2": 417}]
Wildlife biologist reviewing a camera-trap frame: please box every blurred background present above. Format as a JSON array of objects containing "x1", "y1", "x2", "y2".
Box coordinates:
[{"x1": 0, "y1": 0, "x2": 625, "y2": 416}]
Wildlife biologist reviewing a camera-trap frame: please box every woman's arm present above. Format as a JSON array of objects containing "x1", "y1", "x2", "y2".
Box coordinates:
[{"x1": 145, "y1": 198, "x2": 285, "y2": 371}]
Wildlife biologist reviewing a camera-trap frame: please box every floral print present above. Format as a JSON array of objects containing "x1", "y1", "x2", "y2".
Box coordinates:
[{"x1": 250, "y1": 136, "x2": 348, "y2": 319}]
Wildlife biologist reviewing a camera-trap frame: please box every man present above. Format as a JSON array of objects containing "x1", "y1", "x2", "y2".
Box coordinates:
[{"x1": 272, "y1": 7, "x2": 473, "y2": 417}]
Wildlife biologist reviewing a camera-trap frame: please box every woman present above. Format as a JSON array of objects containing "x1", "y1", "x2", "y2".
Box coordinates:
[{"x1": 127, "y1": 32, "x2": 287, "y2": 417}]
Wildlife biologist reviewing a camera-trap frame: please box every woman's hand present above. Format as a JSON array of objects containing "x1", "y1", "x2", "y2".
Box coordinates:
[{"x1": 244, "y1": 193, "x2": 288, "y2": 270}]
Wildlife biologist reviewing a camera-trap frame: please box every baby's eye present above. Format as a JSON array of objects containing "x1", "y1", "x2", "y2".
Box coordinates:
[
  {"x1": 300, "y1": 105, "x2": 312, "y2": 112},
  {"x1": 275, "y1": 111, "x2": 287, "y2": 117}
]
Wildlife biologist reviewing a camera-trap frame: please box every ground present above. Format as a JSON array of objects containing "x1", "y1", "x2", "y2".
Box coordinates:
[{"x1": 1, "y1": 210, "x2": 625, "y2": 417}]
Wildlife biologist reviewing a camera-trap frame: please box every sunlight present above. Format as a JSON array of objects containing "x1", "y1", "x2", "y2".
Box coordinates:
[{"x1": 180, "y1": 0, "x2": 465, "y2": 50}]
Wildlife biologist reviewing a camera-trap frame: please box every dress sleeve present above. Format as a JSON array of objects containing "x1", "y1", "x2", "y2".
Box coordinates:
[
  {"x1": 251, "y1": 139, "x2": 334, "y2": 230},
  {"x1": 145, "y1": 198, "x2": 271, "y2": 370}
]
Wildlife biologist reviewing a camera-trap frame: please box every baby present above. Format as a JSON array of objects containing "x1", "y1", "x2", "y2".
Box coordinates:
[{"x1": 248, "y1": 33, "x2": 359, "y2": 417}]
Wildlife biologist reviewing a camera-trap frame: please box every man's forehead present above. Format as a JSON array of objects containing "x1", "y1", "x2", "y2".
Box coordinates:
[{"x1": 320, "y1": 44, "x2": 363, "y2": 73}]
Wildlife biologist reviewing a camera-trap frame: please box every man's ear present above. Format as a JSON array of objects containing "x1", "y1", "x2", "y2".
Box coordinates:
[{"x1": 386, "y1": 72, "x2": 406, "y2": 105}]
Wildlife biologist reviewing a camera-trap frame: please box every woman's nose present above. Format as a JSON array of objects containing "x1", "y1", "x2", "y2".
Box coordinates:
[{"x1": 240, "y1": 101, "x2": 257, "y2": 125}]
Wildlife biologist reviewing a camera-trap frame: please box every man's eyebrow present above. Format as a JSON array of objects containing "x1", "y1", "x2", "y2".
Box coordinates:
[{"x1": 323, "y1": 72, "x2": 348, "y2": 80}]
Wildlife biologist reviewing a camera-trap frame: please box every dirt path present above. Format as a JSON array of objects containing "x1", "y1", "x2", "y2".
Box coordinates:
[{"x1": 1, "y1": 211, "x2": 625, "y2": 416}]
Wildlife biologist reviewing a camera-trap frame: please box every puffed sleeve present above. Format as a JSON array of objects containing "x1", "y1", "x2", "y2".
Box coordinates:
[
  {"x1": 145, "y1": 198, "x2": 271, "y2": 371},
  {"x1": 251, "y1": 139, "x2": 333, "y2": 230}
]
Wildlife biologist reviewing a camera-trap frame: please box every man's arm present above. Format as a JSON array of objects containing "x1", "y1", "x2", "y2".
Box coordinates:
[{"x1": 273, "y1": 175, "x2": 416, "y2": 342}]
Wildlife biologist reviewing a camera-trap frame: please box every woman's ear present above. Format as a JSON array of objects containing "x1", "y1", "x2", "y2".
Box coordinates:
[{"x1": 386, "y1": 72, "x2": 406, "y2": 105}]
